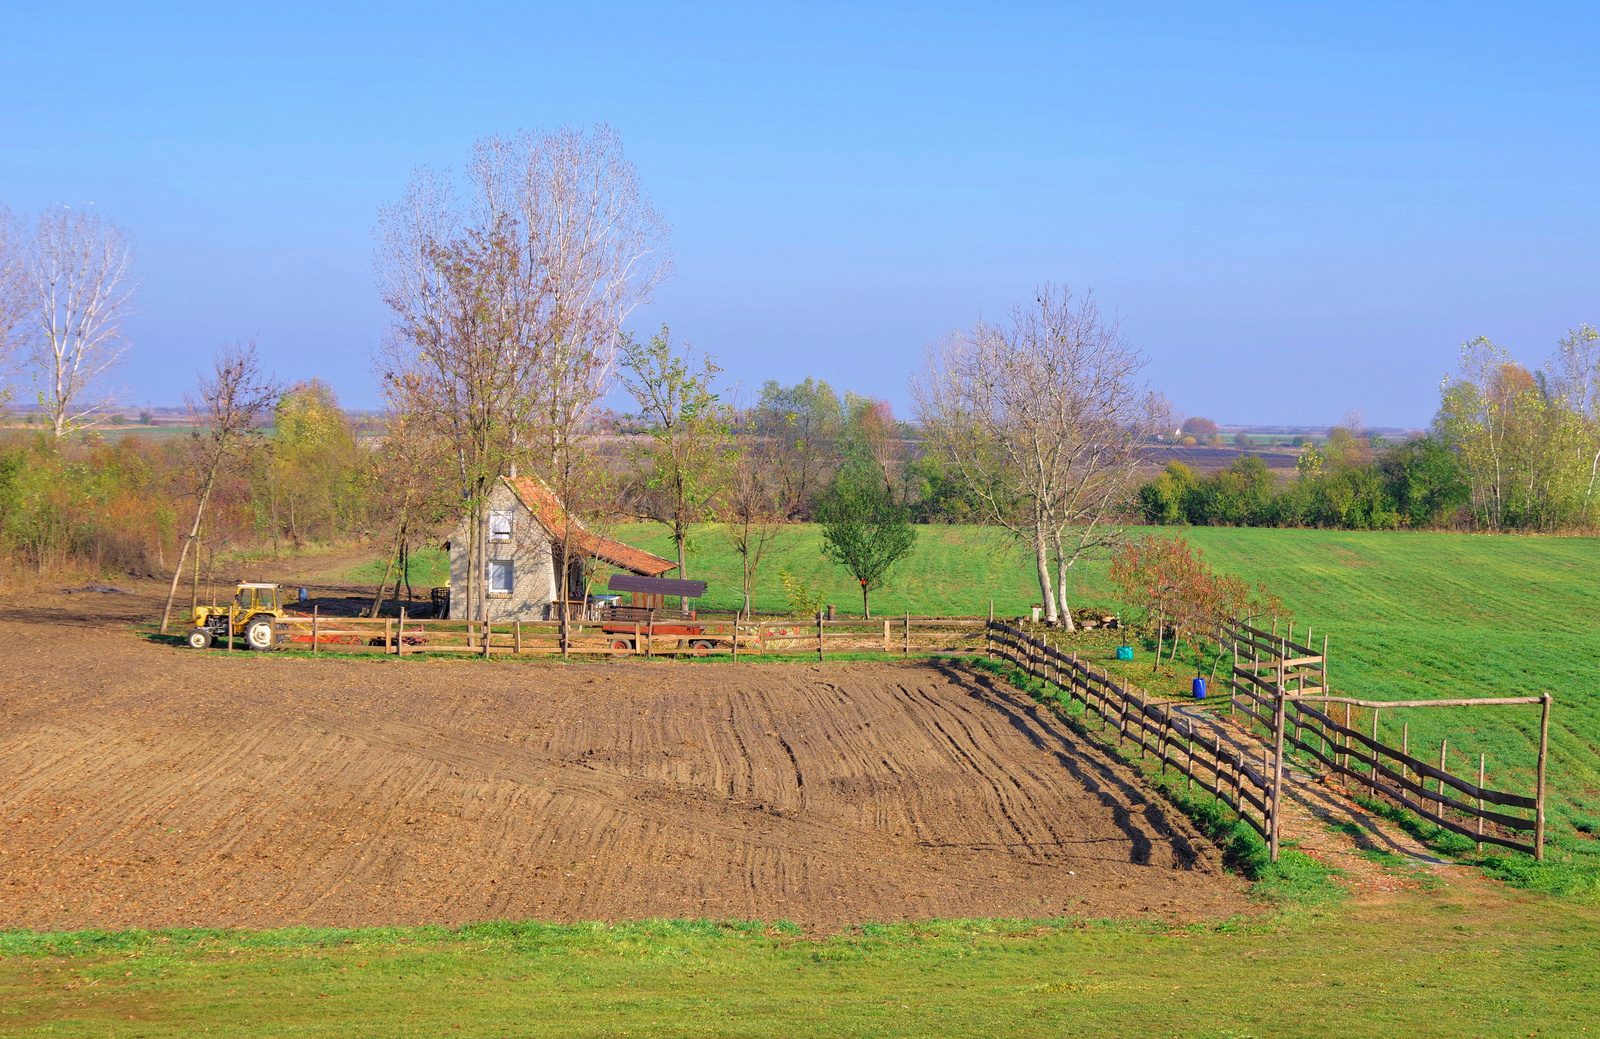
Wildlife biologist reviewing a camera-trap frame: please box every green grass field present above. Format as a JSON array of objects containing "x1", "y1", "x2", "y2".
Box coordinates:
[
  {"x1": 605, "y1": 523, "x2": 1600, "y2": 839},
  {"x1": 3, "y1": 892, "x2": 1596, "y2": 1039}
]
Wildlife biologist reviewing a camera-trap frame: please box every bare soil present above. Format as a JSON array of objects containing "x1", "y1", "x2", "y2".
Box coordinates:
[{"x1": 0, "y1": 584, "x2": 1247, "y2": 932}]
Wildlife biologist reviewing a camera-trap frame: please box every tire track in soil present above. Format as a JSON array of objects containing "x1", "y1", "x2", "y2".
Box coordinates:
[{"x1": 0, "y1": 589, "x2": 1249, "y2": 932}]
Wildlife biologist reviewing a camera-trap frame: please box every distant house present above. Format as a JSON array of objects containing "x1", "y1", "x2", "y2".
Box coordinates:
[{"x1": 444, "y1": 476, "x2": 675, "y2": 621}]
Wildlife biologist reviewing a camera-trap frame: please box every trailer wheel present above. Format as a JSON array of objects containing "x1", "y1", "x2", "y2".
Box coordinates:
[
  {"x1": 245, "y1": 619, "x2": 277, "y2": 651},
  {"x1": 609, "y1": 638, "x2": 634, "y2": 657},
  {"x1": 186, "y1": 628, "x2": 213, "y2": 650},
  {"x1": 690, "y1": 639, "x2": 714, "y2": 656}
]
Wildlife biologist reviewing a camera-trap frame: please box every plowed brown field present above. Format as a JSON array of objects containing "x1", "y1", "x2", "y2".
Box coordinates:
[{"x1": 0, "y1": 586, "x2": 1247, "y2": 932}]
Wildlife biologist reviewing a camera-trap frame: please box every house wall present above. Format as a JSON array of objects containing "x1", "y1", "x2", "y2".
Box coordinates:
[{"x1": 446, "y1": 482, "x2": 560, "y2": 620}]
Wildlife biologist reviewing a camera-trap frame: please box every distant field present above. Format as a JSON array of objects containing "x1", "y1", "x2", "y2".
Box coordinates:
[{"x1": 608, "y1": 522, "x2": 1600, "y2": 836}]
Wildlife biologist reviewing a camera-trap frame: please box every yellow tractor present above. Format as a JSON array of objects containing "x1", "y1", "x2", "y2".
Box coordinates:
[{"x1": 186, "y1": 582, "x2": 284, "y2": 650}]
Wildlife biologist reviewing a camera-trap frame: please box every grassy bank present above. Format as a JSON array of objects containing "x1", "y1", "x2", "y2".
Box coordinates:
[{"x1": 3, "y1": 889, "x2": 1596, "y2": 1038}]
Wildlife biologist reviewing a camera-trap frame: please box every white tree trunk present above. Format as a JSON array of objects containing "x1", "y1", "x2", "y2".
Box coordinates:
[{"x1": 1033, "y1": 527, "x2": 1058, "y2": 624}]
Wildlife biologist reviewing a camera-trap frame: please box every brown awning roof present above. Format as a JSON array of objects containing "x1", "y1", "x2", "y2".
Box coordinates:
[{"x1": 505, "y1": 477, "x2": 677, "y2": 577}]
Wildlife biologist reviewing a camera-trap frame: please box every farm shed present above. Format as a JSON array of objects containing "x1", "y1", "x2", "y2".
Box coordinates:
[{"x1": 444, "y1": 476, "x2": 675, "y2": 621}]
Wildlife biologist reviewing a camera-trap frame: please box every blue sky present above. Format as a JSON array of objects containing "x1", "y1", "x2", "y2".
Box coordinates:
[{"x1": 3, "y1": 2, "x2": 1597, "y2": 426}]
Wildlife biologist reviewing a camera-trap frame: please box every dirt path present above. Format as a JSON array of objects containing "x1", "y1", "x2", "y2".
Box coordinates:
[
  {"x1": 0, "y1": 585, "x2": 1248, "y2": 932},
  {"x1": 1169, "y1": 704, "x2": 1473, "y2": 892}
]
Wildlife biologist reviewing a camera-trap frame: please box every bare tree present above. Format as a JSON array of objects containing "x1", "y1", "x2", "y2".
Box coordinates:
[
  {"x1": 0, "y1": 206, "x2": 29, "y2": 382},
  {"x1": 721, "y1": 429, "x2": 787, "y2": 618},
  {"x1": 365, "y1": 404, "x2": 456, "y2": 617},
  {"x1": 1550, "y1": 324, "x2": 1600, "y2": 513},
  {"x1": 376, "y1": 124, "x2": 670, "y2": 624},
  {"x1": 29, "y1": 206, "x2": 136, "y2": 437},
  {"x1": 913, "y1": 285, "x2": 1164, "y2": 628},
  {"x1": 160, "y1": 341, "x2": 279, "y2": 633}
]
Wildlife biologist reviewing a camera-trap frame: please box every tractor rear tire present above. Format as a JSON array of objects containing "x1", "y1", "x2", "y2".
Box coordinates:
[
  {"x1": 245, "y1": 619, "x2": 277, "y2": 651},
  {"x1": 186, "y1": 628, "x2": 213, "y2": 650},
  {"x1": 609, "y1": 638, "x2": 634, "y2": 657},
  {"x1": 690, "y1": 639, "x2": 714, "y2": 656}
]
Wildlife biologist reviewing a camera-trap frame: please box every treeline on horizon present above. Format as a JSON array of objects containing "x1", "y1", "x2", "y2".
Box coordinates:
[
  {"x1": 0, "y1": 373, "x2": 982, "y2": 581},
  {"x1": 1139, "y1": 333, "x2": 1600, "y2": 533}
]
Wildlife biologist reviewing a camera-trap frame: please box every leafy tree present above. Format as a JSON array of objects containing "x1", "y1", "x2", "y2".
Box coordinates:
[
  {"x1": 754, "y1": 377, "x2": 844, "y2": 518},
  {"x1": 1138, "y1": 461, "x2": 1200, "y2": 524},
  {"x1": 1379, "y1": 436, "x2": 1468, "y2": 527},
  {"x1": 260, "y1": 379, "x2": 363, "y2": 550},
  {"x1": 621, "y1": 327, "x2": 734, "y2": 608},
  {"x1": 816, "y1": 453, "x2": 917, "y2": 618}
]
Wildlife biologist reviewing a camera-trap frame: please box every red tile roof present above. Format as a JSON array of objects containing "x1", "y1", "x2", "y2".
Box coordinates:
[{"x1": 505, "y1": 477, "x2": 677, "y2": 577}]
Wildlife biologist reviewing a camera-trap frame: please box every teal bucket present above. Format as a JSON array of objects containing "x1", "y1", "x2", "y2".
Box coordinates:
[{"x1": 1115, "y1": 646, "x2": 1134, "y2": 661}]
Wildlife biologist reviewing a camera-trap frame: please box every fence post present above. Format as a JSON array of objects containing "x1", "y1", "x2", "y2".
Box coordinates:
[
  {"x1": 1369, "y1": 709, "x2": 1379, "y2": 797},
  {"x1": 1228, "y1": 634, "x2": 1238, "y2": 718},
  {"x1": 385, "y1": 616, "x2": 393, "y2": 654},
  {"x1": 398, "y1": 608, "x2": 406, "y2": 657},
  {"x1": 1342, "y1": 702, "x2": 1352, "y2": 771},
  {"x1": 514, "y1": 619, "x2": 522, "y2": 655},
  {"x1": 1536, "y1": 694, "x2": 1551, "y2": 861},
  {"x1": 1402, "y1": 722, "x2": 1409, "y2": 785},
  {"x1": 904, "y1": 611, "x2": 910, "y2": 658},
  {"x1": 312, "y1": 605, "x2": 320, "y2": 657},
  {"x1": 759, "y1": 620, "x2": 767, "y2": 656},
  {"x1": 883, "y1": 617, "x2": 890, "y2": 655},
  {"x1": 634, "y1": 620, "x2": 641, "y2": 657},
  {"x1": 646, "y1": 610, "x2": 654, "y2": 658},
  {"x1": 1437, "y1": 739, "x2": 1448, "y2": 817},
  {"x1": 1270, "y1": 677, "x2": 1286, "y2": 863},
  {"x1": 817, "y1": 611, "x2": 824, "y2": 663},
  {"x1": 484, "y1": 619, "x2": 492, "y2": 659},
  {"x1": 560, "y1": 603, "x2": 569, "y2": 662},
  {"x1": 733, "y1": 621, "x2": 740, "y2": 663},
  {"x1": 1477, "y1": 753, "x2": 1486, "y2": 852},
  {"x1": 986, "y1": 601, "x2": 994, "y2": 659}
]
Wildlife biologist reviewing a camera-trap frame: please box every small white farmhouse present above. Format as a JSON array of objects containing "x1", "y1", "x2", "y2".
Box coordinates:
[{"x1": 443, "y1": 476, "x2": 675, "y2": 621}]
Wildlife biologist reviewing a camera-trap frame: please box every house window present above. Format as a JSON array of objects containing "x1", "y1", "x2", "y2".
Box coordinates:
[
  {"x1": 489, "y1": 511, "x2": 513, "y2": 542},
  {"x1": 488, "y1": 559, "x2": 514, "y2": 596}
]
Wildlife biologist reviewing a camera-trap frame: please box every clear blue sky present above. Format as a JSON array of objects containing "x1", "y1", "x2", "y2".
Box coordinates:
[{"x1": 4, "y1": 2, "x2": 1597, "y2": 426}]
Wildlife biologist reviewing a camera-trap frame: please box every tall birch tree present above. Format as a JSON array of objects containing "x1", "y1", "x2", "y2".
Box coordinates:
[
  {"x1": 913, "y1": 286, "x2": 1163, "y2": 628},
  {"x1": 29, "y1": 207, "x2": 136, "y2": 437}
]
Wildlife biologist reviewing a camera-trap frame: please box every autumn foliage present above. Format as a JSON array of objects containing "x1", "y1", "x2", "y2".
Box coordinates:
[{"x1": 1109, "y1": 533, "x2": 1280, "y2": 669}]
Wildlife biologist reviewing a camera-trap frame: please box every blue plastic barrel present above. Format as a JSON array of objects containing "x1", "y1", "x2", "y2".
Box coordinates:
[
  {"x1": 1192, "y1": 677, "x2": 1207, "y2": 700},
  {"x1": 1116, "y1": 645, "x2": 1134, "y2": 661}
]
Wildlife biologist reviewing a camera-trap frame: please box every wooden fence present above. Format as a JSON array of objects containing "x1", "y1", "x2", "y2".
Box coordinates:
[
  {"x1": 985, "y1": 620, "x2": 1279, "y2": 848},
  {"x1": 1213, "y1": 619, "x2": 1549, "y2": 860},
  {"x1": 988, "y1": 617, "x2": 1550, "y2": 862},
  {"x1": 266, "y1": 610, "x2": 986, "y2": 660}
]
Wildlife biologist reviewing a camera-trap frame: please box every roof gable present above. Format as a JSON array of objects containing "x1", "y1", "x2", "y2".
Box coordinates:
[{"x1": 504, "y1": 477, "x2": 677, "y2": 577}]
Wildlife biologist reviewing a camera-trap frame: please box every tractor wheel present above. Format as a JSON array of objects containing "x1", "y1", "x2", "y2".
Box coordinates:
[
  {"x1": 690, "y1": 639, "x2": 715, "y2": 656},
  {"x1": 245, "y1": 619, "x2": 277, "y2": 651},
  {"x1": 609, "y1": 638, "x2": 635, "y2": 657},
  {"x1": 186, "y1": 628, "x2": 213, "y2": 650}
]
